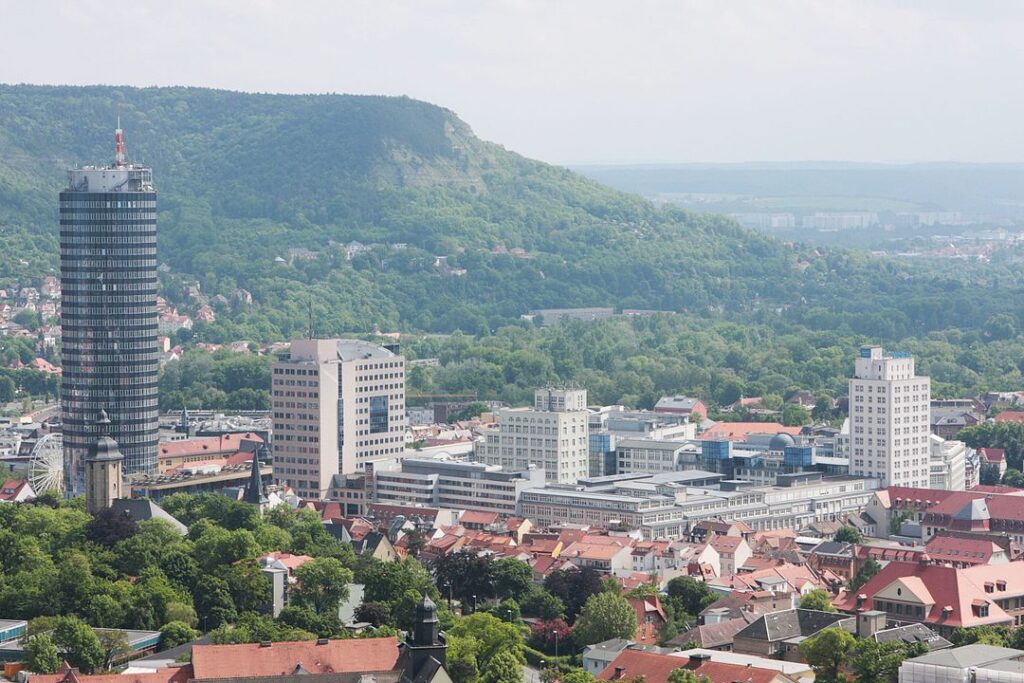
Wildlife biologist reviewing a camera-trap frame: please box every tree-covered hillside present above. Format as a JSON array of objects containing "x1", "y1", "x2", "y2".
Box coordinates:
[
  {"x1": 0, "y1": 85, "x2": 1019, "y2": 342},
  {"x1": 1, "y1": 84, "x2": 1023, "y2": 342}
]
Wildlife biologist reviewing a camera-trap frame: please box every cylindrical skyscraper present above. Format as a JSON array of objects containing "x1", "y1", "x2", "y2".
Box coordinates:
[{"x1": 60, "y1": 122, "x2": 159, "y2": 487}]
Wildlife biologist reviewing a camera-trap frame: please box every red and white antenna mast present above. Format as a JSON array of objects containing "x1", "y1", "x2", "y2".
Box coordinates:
[{"x1": 114, "y1": 106, "x2": 126, "y2": 167}]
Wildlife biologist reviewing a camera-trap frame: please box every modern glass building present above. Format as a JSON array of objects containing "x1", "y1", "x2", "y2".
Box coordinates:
[{"x1": 60, "y1": 125, "x2": 159, "y2": 486}]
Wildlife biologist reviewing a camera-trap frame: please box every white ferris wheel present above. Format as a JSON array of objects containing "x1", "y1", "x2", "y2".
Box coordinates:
[{"x1": 28, "y1": 432, "x2": 65, "y2": 495}]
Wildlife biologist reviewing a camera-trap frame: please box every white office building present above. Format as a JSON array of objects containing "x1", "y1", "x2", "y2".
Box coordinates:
[
  {"x1": 272, "y1": 339, "x2": 405, "y2": 499},
  {"x1": 849, "y1": 346, "x2": 931, "y2": 489},
  {"x1": 480, "y1": 388, "x2": 589, "y2": 484}
]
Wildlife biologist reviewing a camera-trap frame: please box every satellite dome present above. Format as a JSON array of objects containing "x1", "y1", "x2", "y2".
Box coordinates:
[{"x1": 769, "y1": 433, "x2": 796, "y2": 450}]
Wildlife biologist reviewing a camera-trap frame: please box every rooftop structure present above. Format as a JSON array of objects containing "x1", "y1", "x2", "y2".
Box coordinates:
[{"x1": 61, "y1": 122, "x2": 159, "y2": 484}]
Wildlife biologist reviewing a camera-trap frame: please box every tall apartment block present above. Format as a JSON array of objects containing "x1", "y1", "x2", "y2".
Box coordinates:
[
  {"x1": 849, "y1": 346, "x2": 931, "y2": 488},
  {"x1": 480, "y1": 388, "x2": 589, "y2": 484},
  {"x1": 60, "y1": 122, "x2": 159, "y2": 486},
  {"x1": 271, "y1": 339, "x2": 405, "y2": 499}
]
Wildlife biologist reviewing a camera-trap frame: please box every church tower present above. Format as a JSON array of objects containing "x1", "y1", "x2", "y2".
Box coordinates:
[
  {"x1": 85, "y1": 410, "x2": 124, "y2": 515},
  {"x1": 401, "y1": 594, "x2": 447, "y2": 681}
]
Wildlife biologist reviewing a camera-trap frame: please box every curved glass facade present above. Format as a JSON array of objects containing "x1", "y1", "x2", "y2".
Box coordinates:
[{"x1": 60, "y1": 186, "x2": 159, "y2": 485}]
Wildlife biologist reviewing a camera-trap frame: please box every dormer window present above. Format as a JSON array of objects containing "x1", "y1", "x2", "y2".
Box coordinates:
[{"x1": 985, "y1": 582, "x2": 995, "y2": 593}]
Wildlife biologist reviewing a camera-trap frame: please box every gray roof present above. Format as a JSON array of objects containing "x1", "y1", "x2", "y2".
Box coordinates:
[
  {"x1": 874, "y1": 623, "x2": 951, "y2": 651},
  {"x1": 812, "y1": 541, "x2": 852, "y2": 556},
  {"x1": 336, "y1": 339, "x2": 397, "y2": 361},
  {"x1": 655, "y1": 396, "x2": 702, "y2": 410},
  {"x1": 953, "y1": 498, "x2": 990, "y2": 522},
  {"x1": 672, "y1": 617, "x2": 749, "y2": 649},
  {"x1": 736, "y1": 609, "x2": 853, "y2": 643},
  {"x1": 907, "y1": 644, "x2": 1024, "y2": 669},
  {"x1": 583, "y1": 638, "x2": 632, "y2": 662},
  {"x1": 110, "y1": 499, "x2": 188, "y2": 535}
]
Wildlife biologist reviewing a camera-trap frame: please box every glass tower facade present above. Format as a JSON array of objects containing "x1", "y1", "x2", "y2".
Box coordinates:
[{"x1": 60, "y1": 164, "x2": 159, "y2": 486}]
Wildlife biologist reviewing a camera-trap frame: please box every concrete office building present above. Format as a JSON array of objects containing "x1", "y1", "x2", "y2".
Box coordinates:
[
  {"x1": 272, "y1": 339, "x2": 405, "y2": 499},
  {"x1": 480, "y1": 388, "x2": 589, "y2": 484},
  {"x1": 372, "y1": 456, "x2": 545, "y2": 516},
  {"x1": 61, "y1": 122, "x2": 159, "y2": 485},
  {"x1": 849, "y1": 346, "x2": 931, "y2": 488}
]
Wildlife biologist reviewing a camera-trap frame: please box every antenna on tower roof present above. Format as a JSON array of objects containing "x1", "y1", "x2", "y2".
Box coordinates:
[
  {"x1": 307, "y1": 297, "x2": 315, "y2": 340},
  {"x1": 114, "y1": 104, "x2": 126, "y2": 167}
]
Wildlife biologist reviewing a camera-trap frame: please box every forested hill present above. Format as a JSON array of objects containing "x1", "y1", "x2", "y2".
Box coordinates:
[{"x1": 0, "y1": 84, "x2": 1021, "y2": 340}]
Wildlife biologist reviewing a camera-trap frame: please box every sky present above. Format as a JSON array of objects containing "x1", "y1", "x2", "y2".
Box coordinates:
[{"x1": 1, "y1": 0, "x2": 1022, "y2": 165}]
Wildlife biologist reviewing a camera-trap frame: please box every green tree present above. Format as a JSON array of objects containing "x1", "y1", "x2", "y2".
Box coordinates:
[
  {"x1": 160, "y1": 621, "x2": 200, "y2": 649},
  {"x1": 560, "y1": 671, "x2": 597, "y2": 683},
  {"x1": 833, "y1": 526, "x2": 863, "y2": 544},
  {"x1": 52, "y1": 617, "x2": 105, "y2": 673},
  {"x1": 447, "y1": 612, "x2": 524, "y2": 669},
  {"x1": 22, "y1": 634, "x2": 61, "y2": 674},
  {"x1": 481, "y1": 650, "x2": 522, "y2": 683},
  {"x1": 291, "y1": 558, "x2": 353, "y2": 616},
  {"x1": 572, "y1": 592, "x2": 637, "y2": 646},
  {"x1": 492, "y1": 558, "x2": 533, "y2": 601},
  {"x1": 848, "y1": 558, "x2": 881, "y2": 592},
  {"x1": 800, "y1": 627, "x2": 856, "y2": 683},
  {"x1": 851, "y1": 639, "x2": 916, "y2": 683},
  {"x1": 0, "y1": 376, "x2": 16, "y2": 402},
  {"x1": 781, "y1": 403, "x2": 811, "y2": 427},
  {"x1": 799, "y1": 589, "x2": 836, "y2": 612},
  {"x1": 665, "y1": 576, "x2": 718, "y2": 617},
  {"x1": 668, "y1": 669, "x2": 712, "y2": 683},
  {"x1": 520, "y1": 587, "x2": 566, "y2": 621}
]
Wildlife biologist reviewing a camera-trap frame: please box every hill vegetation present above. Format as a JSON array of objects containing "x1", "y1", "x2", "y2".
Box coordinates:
[{"x1": 3, "y1": 85, "x2": 1024, "y2": 402}]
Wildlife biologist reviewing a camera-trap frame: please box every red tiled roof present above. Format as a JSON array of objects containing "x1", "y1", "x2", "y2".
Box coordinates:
[
  {"x1": 924, "y1": 535, "x2": 1001, "y2": 564},
  {"x1": 191, "y1": 637, "x2": 401, "y2": 679},
  {"x1": 260, "y1": 552, "x2": 314, "y2": 573},
  {"x1": 708, "y1": 536, "x2": 743, "y2": 554},
  {"x1": 700, "y1": 423, "x2": 802, "y2": 441},
  {"x1": 597, "y1": 650, "x2": 787, "y2": 683},
  {"x1": 995, "y1": 411, "x2": 1024, "y2": 423},
  {"x1": 980, "y1": 448, "x2": 1007, "y2": 464},
  {"x1": 460, "y1": 510, "x2": 500, "y2": 526},
  {"x1": 834, "y1": 561, "x2": 1024, "y2": 628},
  {"x1": 0, "y1": 480, "x2": 29, "y2": 501},
  {"x1": 31, "y1": 668, "x2": 191, "y2": 683},
  {"x1": 158, "y1": 433, "x2": 263, "y2": 458}
]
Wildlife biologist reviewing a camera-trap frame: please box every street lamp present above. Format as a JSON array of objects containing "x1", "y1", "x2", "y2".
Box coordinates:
[
  {"x1": 472, "y1": 594, "x2": 477, "y2": 612},
  {"x1": 539, "y1": 660, "x2": 545, "y2": 683}
]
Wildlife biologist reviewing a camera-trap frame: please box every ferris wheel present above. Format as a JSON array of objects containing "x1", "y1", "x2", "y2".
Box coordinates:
[{"x1": 28, "y1": 432, "x2": 64, "y2": 495}]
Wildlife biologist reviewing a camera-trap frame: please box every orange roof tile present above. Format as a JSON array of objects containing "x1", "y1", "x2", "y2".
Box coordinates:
[
  {"x1": 598, "y1": 650, "x2": 788, "y2": 683},
  {"x1": 191, "y1": 637, "x2": 401, "y2": 679},
  {"x1": 700, "y1": 423, "x2": 801, "y2": 441}
]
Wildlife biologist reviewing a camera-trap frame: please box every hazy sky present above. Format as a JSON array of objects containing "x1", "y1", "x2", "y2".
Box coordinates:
[{"x1": 1, "y1": 0, "x2": 1022, "y2": 164}]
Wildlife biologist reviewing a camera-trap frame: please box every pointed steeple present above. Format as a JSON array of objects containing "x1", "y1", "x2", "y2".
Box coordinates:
[{"x1": 244, "y1": 444, "x2": 269, "y2": 507}]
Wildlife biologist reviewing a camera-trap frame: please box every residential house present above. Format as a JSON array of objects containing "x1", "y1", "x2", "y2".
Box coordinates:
[
  {"x1": 707, "y1": 535, "x2": 751, "y2": 576},
  {"x1": 597, "y1": 650, "x2": 799, "y2": 683},
  {"x1": 560, "y1": 537, "x2": 633, "y2": 574},
  {"x1": 980, "y1": 448, "x2": 1008, "y2": 480},
  {"x1": 732, "y1": 609, "x2": 855, "y2": 660},
  {"x1": 834, "y1": 561, "x2": 1024, "y2": 635},
  {"x1": 653, "y1": 396, "x2": 708, "y2": 421},
  {"x1": 0, "y1": 480, "x2": 35, "y2": 503},
  {"x1": 628, "y1": 595, "x2": 669, "y2": 645},
  {"x1": 670, "y1": 617, "x2": 751, "y2": 651}
]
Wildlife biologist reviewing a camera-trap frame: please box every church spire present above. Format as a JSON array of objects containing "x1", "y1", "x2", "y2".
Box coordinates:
[{"x1": 243, "y1": 444, "x2": 269, "y2": 507}]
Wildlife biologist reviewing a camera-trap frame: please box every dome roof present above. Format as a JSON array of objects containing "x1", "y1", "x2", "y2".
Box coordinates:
[
  {"x1": 89, "y1": 435, "x2": 124, "y2": 462},
  {"x1": 769, "y1": 432, "x2": 796, "y2": 450}
]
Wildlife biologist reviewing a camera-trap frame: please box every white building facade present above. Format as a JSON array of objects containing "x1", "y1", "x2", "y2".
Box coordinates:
[
  {"x1": 480, "y1": 388, "x2": 589, "y2": 484},
  {"x1": 849, "y1": 346, "x2": 931, "y2": 489},
  {"x1": 272, "y1": 339, "x2": 405, "y2": 499}
]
